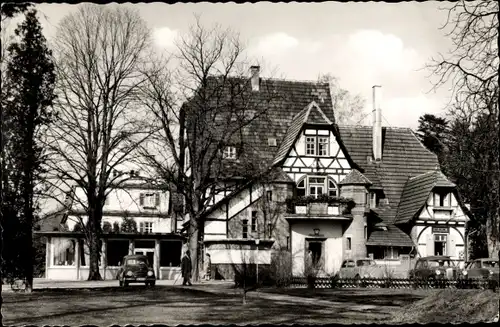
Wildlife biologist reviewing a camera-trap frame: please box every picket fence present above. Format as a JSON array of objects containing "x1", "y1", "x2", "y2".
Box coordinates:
[{"x1": 289, "y1": 276, "x2": 499, "y2": 290}]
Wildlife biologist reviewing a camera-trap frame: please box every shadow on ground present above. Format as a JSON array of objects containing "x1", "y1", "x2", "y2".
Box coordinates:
[{"x1": 2, "y1": 285, "x2": 423, "y2": 325}]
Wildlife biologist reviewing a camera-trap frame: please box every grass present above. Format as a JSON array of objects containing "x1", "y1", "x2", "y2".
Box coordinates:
[{"x1": 391, "y1": 289, "x2": 500, "y2": 324}]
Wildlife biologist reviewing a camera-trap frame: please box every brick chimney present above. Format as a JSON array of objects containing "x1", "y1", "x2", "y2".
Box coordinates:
[
  {"x1": 372, "y1": 85, "x2": 382, "y2": 161},
  {"x1": 250, "y1": 65, "x2": 260, "y2": 91}
]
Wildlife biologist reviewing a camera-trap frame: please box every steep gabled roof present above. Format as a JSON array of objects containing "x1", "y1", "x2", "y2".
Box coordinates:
[
  {"x1": 395, "y1": 169, "x2": 456, "y2": 224},
  {"x1": 339, "y1": 169, "x2": 372, "y2": 185},
  {"x1": 338, "y1": 126, "x2": 439, "y2": 207},
  {"x1": 273, "y1": 101, "x2": 332, "y2": 165}
]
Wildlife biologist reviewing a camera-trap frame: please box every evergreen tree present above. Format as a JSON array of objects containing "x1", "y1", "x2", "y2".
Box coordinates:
[{"x1": 1, "y1": 9, "x2": 56, "y2": 292}]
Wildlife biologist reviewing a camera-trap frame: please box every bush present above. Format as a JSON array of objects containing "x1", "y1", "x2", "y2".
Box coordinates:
[
  {"x1": 120, "y1": 216, "x2": 137, "y2": 233},
  {"x1": 112, "y1": 221, "x2": 120, "y2": 233},
  {"x1": 73, "y1": 222, "x2": 83, "y2": 232},
  {"x1": 270, "y1": 249, "x2": 293, "y2": 287},
  {"x1": 102, "y1": 221, "x2": 112, "y2": 233}
]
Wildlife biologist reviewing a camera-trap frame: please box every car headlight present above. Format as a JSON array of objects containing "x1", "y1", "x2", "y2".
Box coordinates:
[
  {"x1": 147, "y1": 271, "x2": 154, "y2": 277},
  {"x1": 462, "y1": 270, "x2": 468, "y2": 275},
  {"x1": 489, "y1": 270, "x2": 494, "y2": 275},
  {"x1": 126, "y1": 271, "x2": 133, "y2": 277},
  {"x1": 435, "y1": 270, "x2": 441, "y2": 275}
]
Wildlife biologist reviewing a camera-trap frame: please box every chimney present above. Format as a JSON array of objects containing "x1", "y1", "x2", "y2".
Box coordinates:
[
  {"x1": 250, "y1": 65, "x2": 260, "y2": 91},
  {"x1": 372, "y1": 85, "x2": 382, "y2": 161}
]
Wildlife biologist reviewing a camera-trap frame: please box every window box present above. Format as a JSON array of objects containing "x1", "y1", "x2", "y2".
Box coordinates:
[
  {"x1": 296, "y1": 205, "x2": 307, "y2": 214},
  {"x1": 328, "y1": 205, "x2": 339, "y2": 215},
  {"x1": 309, "y1": 202, "x2": 328, "y2": 215}
]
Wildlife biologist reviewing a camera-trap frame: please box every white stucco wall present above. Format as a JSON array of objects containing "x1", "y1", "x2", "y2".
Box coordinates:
[
  {"x1": 291, "y1": 221, "x2": 344, "y2": 276},
  {"x1": 420, "y1": 192, "x2": 468, "y2": 222},
  {"x1": 413, "y1": 224, "x2": 465, "y2": 259}
]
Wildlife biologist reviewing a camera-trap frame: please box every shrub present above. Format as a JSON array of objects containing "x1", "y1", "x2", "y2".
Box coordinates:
[
  {"x1": 73, "y1": 222, "x2": 83, "y2": 232},
  {"x1": 120, "y1": 216, "x2": 137, "y2": 233},
  {"x1": 102, "y1": 221, "x2": 112, "y2": 233},
  {"x1": 112, "y1": 221, "x2": 120, "y2": 233},
  {"x1": 270, "y1": 249, "x2": 293, "y2": 287}
]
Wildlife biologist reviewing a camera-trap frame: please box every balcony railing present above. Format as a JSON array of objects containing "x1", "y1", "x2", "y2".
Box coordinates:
[{"x1": 285, "y1": 195, "x2": 355, "y2": 215}]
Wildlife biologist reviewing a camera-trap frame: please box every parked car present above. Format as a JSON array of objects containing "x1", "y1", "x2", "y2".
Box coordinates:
[
  {"x1": 460, "y1": 258, "x2": 499, "y2": 281},
  {"x1": 118, "y1": 254, "x2": 156, "y2": 287},
  {"x1": 336, "y1": 258, "x2": 389, "y2": 280},
  {"x1": 408, "y1": 256, "x2": 460, "y2": 281}
]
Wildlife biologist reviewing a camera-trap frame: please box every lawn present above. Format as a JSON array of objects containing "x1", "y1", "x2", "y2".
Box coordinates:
[
  {"x1": 2, "y1": 284, "x2": 423, "y2": 326},
  {"x1": 3, "y1": 284, "x2": 496, "y2": 326}
]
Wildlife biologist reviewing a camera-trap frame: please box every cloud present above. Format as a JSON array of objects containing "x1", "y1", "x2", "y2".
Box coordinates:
[
  {"x1": 249, "y1": 32, "x2": 299, "y2": 57},
  {"x1": 379, "y1": 95, "x2": 444, "y2": 128},
  {"x1": 153, "y1": 26, "x2": 178, "y2": 48}
]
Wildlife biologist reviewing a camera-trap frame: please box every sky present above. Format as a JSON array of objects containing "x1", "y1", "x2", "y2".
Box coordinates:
[{"x1": 10, "y1": 1, "x2": 456, "y2": 129}]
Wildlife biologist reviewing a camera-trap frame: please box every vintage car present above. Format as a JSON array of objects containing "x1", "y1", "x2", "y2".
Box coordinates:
[
  {"x1": 336, "y1": 258, "x2": 389, "y2": 280},
  {"x1": 118, "y1": 254, "x2": 156, "y2": 287},
  {"x1": 460, "y1": 258, "x2": 499, "y2": 281},
  {"x1": 408, "y1": 256, "x2": 460, "y2": 280}
]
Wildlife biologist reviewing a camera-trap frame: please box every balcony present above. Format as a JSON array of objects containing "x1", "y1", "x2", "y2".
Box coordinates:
[{"x1": 285, "y1": 195, "x2": 355, "y2": 217}]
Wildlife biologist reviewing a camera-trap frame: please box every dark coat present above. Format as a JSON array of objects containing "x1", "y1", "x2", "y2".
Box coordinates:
[{"x1": 181, "y1": 255, "x2": 192, "y2": 278}]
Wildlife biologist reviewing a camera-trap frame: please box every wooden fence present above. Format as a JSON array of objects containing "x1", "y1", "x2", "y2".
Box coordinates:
[{"x1": 289, "y1": 276, "x2": 499, "y2": 290}]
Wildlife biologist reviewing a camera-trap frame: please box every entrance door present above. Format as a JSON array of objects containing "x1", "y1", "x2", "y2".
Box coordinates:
[{"x1": 135, "y1": 249, "x2": 154, "y2": 265}]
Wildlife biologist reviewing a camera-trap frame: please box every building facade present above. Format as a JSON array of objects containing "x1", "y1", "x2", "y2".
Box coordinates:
[
  {"x1": 37, "y1": 176, "x2": 184, "y2": 280},
  {"x1": 183, "y1": 67, "x2": 472, "y2": 279}
]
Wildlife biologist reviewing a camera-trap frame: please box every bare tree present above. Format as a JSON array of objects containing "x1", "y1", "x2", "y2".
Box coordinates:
[
  {"x1": 317, "y1": 73, "x2": 365, "y2": 125},
  {"x1": 137, "y1": 17, "x2": 284, "y2": 281},
  {"x1": 427, "y1": 0, "x2": 499, "y2": 258},
  {"x1": 43, "y1": 4, "x2": 155, "y2": 280}
]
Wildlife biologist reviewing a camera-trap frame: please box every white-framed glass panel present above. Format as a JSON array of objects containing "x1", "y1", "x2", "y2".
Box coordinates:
[
  {"x1": 140, "y1": 193, "x2": 160, "y2": 208},
  {"x1": 139, "y1": 221, "x2": 153, "y2": 233},
  {"x1": 251, "y1": 211, "x2": 257, "y2": 232},
  {"x1": 297, "y1": 179, "x2": 306, "y2": 196},
  {"x1": 223, "y1": 146, "x2": 237, "y2": 159},
  {"x1": 305, "y1": 137, "x2": 316, "y2": 155},
  {"x1": 318, "y1": 137, "x2": 329, "y2": 156},
  {"x1": 434, "y1": 234, "x2": 447, "y2": 255},
  {"x1": 309, "y1": 176, "x2": 325, "y2": 197},
  {"x1": 52, "y1": 238, "x2": 76, "y2": 266},
  {"x1": 370, "y1": 192, "x2": 377, "y2": 208},
  {"x1": 328, "y1": 179, "x2": 338, "y2": 196},
  {"x1": 242, "y1": 219, "x2": 248, "y2": 238},
  {"x1": 434, "y1": 191, "x2": 451, "y2": 207}
]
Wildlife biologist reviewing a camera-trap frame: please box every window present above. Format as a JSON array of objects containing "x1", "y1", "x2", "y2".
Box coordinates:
[
  {"x1": 364, "y1": 225, "x2": 367, "y2": 240},
  {"x1": 78, "y1": 239, "x2": 90, "y2": 266},
  {"x1": 304, "y1": 135, "x2": 329, "y2": 156},
  {"x1": 107, "y1": 240, "x2": 130, "y2": 266},
  {"x1": 223, "y1": 146, "x2": 237, "y2": 159},
  {"x1": 346, "y1": 237, "x2": 352, "y2": 250},
  {"x1": 242, "y1": 219, "x2": 248, "y2": 238},
  {"x1": 318, "y1": 137, "x2": 329, "y2": 156},
  {"x1": 434, "y1": 234, "x2": 447, "y2": 255},
  {"x1": 309, "y1": 177, "x2": 325, "y2": 197},
  {"x1": 160, "y1": 241, "x2": 182, "y2": 267},
  {"x1": 370, "y1": 192, "x2": 377, "y2": 208},
  {"x1": 264, "y1": 190, "x2": 272, "y2": 202},
  {"x1": 139, "y1": 221, "x2": 153, "y2": 233},
  {"x1": 296, "y1": 176, "x2": 337, "y2": 198},
  {"x1": 251, "y1": 211, "x2": 257, "y2": 232},
  {"x1": 140, "y1": 193, "x2": 160, "y2": 209},
  {"x1": 434, "y1": 191, "x2": 451, "y2": 207},
  {"x1": 53, "y1": 238, "x2": 76, "y2": 266},
  {"x1": 305, "y1": 137, "x2": 316, "y2": 155},
  {"x1": 268, "y1": 223, "x2": 273, "y2": 238}
]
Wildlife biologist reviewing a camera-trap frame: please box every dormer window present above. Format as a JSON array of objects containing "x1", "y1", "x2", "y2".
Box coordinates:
[
  {"x1": 434, "y1": 190, "x2": 451, "y2": 207},
  {"x1": 222, "y1": 146, "x2": 237, "y2": 159},
  {"x1": 305, "y1": 135, "x2": 329, "y2": 156},
  {"x1": 140, "y1": 193, "x2": 160, "y2": 209}
]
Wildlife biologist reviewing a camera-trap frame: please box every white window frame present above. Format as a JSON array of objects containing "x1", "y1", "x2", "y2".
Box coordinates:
[
  {"x1": 223, "y1": 146, "x2": 237, "y2": 159},
  {"x1": 296, "y1": 176, "x2": 338, "y2": 198},
  {"x1": 434, "y1": 191, "x2": 451, "y2": 207},
  {"x1": 139, "y1": 221, "x2": 153, "y2": 233},
  {"x1": 140, "y1": 193, "x2": 160, "y2": 209},
  {"x1": 304, "y1": 133, "x2": 330, "y2": 156}
]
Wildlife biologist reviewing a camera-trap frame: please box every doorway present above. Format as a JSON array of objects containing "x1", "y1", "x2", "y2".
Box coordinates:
[{"x1": 305, "y1": 239, "x2": 325, "y2": 271}]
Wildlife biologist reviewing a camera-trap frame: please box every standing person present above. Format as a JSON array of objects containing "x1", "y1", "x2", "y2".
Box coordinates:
[
  {"x1": 204, "y1": 253, "x2": 211, "y2": 281},
  {"x1": 181, "y1": 250, "x2": 193, "y2": 286}
]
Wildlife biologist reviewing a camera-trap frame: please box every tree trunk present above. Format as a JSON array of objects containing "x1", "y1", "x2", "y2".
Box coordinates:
[
  {"x1": 87, "y1": 205, "x2": 103, "y2": 280},
  {"x1": 189, "y1": 218, "x2": 199, "y2": 283},
  {"x1": 486, "y1": 210, "x2": 500, "y2": 259}
]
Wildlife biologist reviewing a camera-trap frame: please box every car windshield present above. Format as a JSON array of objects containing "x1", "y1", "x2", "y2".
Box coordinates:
[
  {"x1": 428, "y1": 260, "x2": 454, "y2": 268},
  {"x1": 482, "y1": 261, "x2": 498, "y2": 268},
  {"x1": 357, "y1": 260, "x2": 376, "y2": 266},
  {"x1": 126, "y1": 258, "x2": 148, "y2": 266}
]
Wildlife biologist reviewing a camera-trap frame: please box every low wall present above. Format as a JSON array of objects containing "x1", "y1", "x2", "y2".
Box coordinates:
[
  {"x1": 47, "y1": 266, "x2": 181, "y2": 280},
  {"x1": 160, "y1": 267, "x2": 181, "y2": 280},
  {"x1": 212, "y1": 263, "x2": 271, "y2": 282}
]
